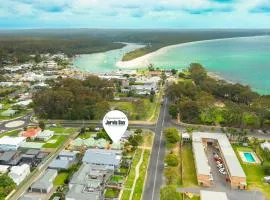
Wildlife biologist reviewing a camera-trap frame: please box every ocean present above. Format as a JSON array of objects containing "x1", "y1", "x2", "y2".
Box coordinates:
[{"x1": 73, "y1": 36, "x2": 270, "y2": 94}]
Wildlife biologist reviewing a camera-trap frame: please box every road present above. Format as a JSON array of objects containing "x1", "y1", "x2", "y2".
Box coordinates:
[
  {"x1": 143, "y1": 98, "x2": 170, "y2": 200},
  {"x1": 0, "y1": 113, "x2": 33, "y2": 132}
]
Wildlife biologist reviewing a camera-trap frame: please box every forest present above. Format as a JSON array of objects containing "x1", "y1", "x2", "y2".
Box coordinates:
[
  {"x1": 0, "y1": 29, "x2": 267, "y2": 65},
  {"x1": 33, "y1": 76, "x2": 114, "y2": 120},
  {"x1": 167, "y1": 63, "x2": 270, "y2": 130}
]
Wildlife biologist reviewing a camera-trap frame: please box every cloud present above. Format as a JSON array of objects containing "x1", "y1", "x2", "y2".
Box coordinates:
[
  {"x1": 250, "y1": 3, "x2": 270, "y2": 13},
  {"x1": 0, "y1": 0, "x2": 270, "y2": 28}
]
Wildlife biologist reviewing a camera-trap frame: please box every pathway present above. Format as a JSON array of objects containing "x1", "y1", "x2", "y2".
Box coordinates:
[{"x1": 129, "y1": 149, "x2": 145, "y2": 200}]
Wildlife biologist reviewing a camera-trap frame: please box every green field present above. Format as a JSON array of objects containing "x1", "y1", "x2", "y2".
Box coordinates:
[
  {"x1": 48, "y1": 127, "x2": 77, "y2": 134},
  {"x1": 0, "y1": 130, "x2": 20, "y2": 138},
  {"x1": 78, "y1": 131, "x2": 95, "y2": 139},
  {"x1": 131, "y1": 149, "x2": 151, "y2": 200},
  {"x1": 43, "y1": 135, "x2": 67, "y2": 148},
  {"x1": 124, "y1": 149, "x2": 142, "y2": 189},
  {"x1": 182, "y1": 144, "x2": 198, "y2": 187},
  {"x1": 233, "y1": 146, "x2": 270, "y2": 199},
  {"x1": 110, "y1": 98, "x2": 157, "y2": 121},
  {"x1": 54, "y1": 172, "x2": 69, "y2": 186}
]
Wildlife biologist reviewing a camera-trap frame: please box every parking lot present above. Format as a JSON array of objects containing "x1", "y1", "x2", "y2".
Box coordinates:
[{"x1": 206, "y1": 145, "x2": 230, "y2": 190}]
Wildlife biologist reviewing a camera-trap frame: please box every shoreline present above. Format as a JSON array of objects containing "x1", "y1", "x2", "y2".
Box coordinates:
[{"x1": 116, "y1": 35, "x2": 267, "y2": 69}]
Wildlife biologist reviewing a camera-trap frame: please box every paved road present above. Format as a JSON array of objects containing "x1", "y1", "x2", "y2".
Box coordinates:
[
  {"x1": 143, "y1": 98, "x2": 170, "y2": 200},
  {"x1": 0, "y1": 113, "x2": 33, "y2": 132}
]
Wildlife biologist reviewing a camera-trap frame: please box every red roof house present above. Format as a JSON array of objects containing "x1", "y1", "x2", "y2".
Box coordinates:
[{"x1": 22, "y1": 127, "x2": 42, "y2": 139}]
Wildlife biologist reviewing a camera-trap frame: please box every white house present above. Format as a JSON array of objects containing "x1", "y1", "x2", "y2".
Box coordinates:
[
  {"x1": 14, "y1": 100, "x2": 33, "y2": 108},
  {"x1": 36, "y1": 130, "x2": 54, "y2": 141},
  {"x1": 8, "y1": 164, "x2": 30, "y2": 185},
  {"x1": 0, "y1": 104, "x2": 3, "y2": 109},
  {"x1": 0, "y1": 136, "x2": 26, "y2": 151},
  {"x1": 261, "y1": 141, "x2": 270, "y2": 151}
]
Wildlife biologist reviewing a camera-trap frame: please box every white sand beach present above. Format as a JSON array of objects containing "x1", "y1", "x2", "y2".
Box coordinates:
[{"x1": 116, "y1": 35, "x2": 265, "y2": 69}]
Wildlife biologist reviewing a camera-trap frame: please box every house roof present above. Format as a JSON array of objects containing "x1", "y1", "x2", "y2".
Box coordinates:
[
  {"x1": 192, "y1": 132, "x2": 246, "y2": 178},
  {"x1": 25, "y1": 149, "x2": 40, "y2": 156},
  {"x1": 82, "y1": 149, "x2": 121, "y2": 166},
  {"x1": 0, "y1": 151, "x2": 17, "y2": 162},
  {"x1": 37, "y1": 130, "x2": 54, "y2": 138},
  {"x1": 0, "y1": 136, "x2": 26, "y2": 146},
  {"x1": 31, "y1": 169, "x2": 57, "y2": 190},
  {"x1": 49, "y1": 159, "x2": 71, "y2": 169},
  {"x1": 22, "y1": 128, "x2": 41, "y2": 138},
  {"x1": 200, "y1": 190, "x2": 228, "y2": 200}
]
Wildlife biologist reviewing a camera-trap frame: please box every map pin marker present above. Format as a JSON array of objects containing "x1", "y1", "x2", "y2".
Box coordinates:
[{"x1": 103, "y1": 110, "x2": 128, "y2": 143}]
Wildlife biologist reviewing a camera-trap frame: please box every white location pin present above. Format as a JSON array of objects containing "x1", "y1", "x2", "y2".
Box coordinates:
[{"x1": 103, "y1": 110, "x2": 128, "y2": 143}]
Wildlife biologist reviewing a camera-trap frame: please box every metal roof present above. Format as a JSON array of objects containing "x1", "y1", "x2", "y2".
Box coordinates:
[
  {"x1": 0, "y1": 151, "x2": 16, "y2": 162},
  {"x1": 192, "y1": 132, "x2": 246, "y2": 178},
  {"x1": 200, "y1": 190, "x2": 228, "y2": 200},
  {"x1": 31, "y1": 169, "x2": 57, "y2": 190},
  {"x1": 49, "y1": 159, "x2": 70, "y2": 169},
  {"x1": 82, "y1": 149, "x2": 121, "y2": 166},
  {"x1": 193, "y1": 142, "x2": 211, "y2": 175}
]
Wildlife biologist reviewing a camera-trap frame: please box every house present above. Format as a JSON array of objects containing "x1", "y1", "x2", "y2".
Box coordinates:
[
  {"x1": 1, "y1": 109, "x2": 18, "y2": 117},
  {"x1": 149, "y1": 70, "x2": 162, "y2": 77},
  {"x1": 29, "y1": 169, "x2": 58, "y2": 193},
  {"x1": 82, "y1": 149, "x2": 121, "y2": 169},
  {"x1": 49, "y1": 151, "x2": 78, "y2": 170},
  {"x1": 21, "y1": 128, "x2": 42, "y2": 139},
  {"x1": 36, "y1": 130, "x2": 54, "y2": 141},
  {"x1": 182, "y1": 133, "x2": 191, "y2": 142},
  {"x1": 0, "y1": 165, "x2": 9, "y2": 173},
  {"x1": 0, "y1": 104, "x2": 3, "y2": 109},
  {"x1": 261, "y1": 141, "x2": 270, "y2": 151},
  {"x1": 200, "y1": 190, "x2": 228, "y2": 200},
  {"x1": 192, "y1": 132, "x2": 246, "y2": 189},
  {"x1": 263, "y1": 176, "x2": 270, "y2": 184},
  {"x1": 121, "y1": 130, "x2": 133, "y2": 141},
  {"x1": 0, "y1": 151, "x2": 22, "y2": 165},
  {"x1": 0, "y1": 136, "x2": 26, "y2": 151},
  {"x1": 66, "y1": 164, "x2": 113, "y2": 200},
  {"x1": 14, "y1": 100, "x2": 32, "y2": 108},
  {"x1": 8, "y1": 164, "x2": 30, "y2": 185}
]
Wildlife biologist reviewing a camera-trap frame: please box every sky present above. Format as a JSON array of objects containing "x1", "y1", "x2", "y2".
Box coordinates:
[{"x1": 0, "y1": 0, "x2": 270, "y2": 29}]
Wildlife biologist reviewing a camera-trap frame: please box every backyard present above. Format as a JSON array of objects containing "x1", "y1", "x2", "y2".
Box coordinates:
[{"x1": 233, "y1": 145, "x2": 270, "y2": 199}]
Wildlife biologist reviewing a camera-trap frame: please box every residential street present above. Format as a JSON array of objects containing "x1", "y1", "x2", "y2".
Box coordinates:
[{"x1": 143, "y1": 98, "x2": 169, "y2": 200}]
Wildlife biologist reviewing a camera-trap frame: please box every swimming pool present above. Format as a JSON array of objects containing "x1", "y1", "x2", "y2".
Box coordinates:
[
  {"x1": 243, "y1": 152, "x2": 256, "y2": 163},
  {"x1": 239, "y1": 151, "x2": 261, "y2": 164}
]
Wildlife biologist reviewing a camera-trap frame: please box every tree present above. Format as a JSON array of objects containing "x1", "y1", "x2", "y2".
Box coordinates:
[
  {"x1": 164, "y1": 128, "x2": 180, "y2": 144},
  {"x1": 0, "y1": 174, "x2": 16, "y2": 199},
  {"x1": 39, "y1": 121, "x2": 46, "y2": 130},
  {"x1": 242, "y1": 113, "x2": 260, "y2": 129},
  {"x1": 171, "y1": 69, "x2": 178, "y2": 75},
  {"x1": 189, "y1": 63, "x2": 207, "y2": 85},
  {"x1": 262, "y1": 162, "x2": 270, "y2": 175},
  {"x1": 134, "y1": 129, "x2": 143, "y2": 134},
  {"x1": 128, "y1": 134, "x2": 143, "y2": 148},
  {"x1": 164, "y1": 167, "x2": 178, "y2": 184},
  {"x1": 168, "y1": 104, "x2": 178, "y2": 119},
  {"x1": 160, "y1": 185, "x2": 181, "y2": 200},
  {"x1": 165, "y1": 153, "x2": 179, "y2": 167},
  {"x1": 179, "y1": 98, "x2": 200, "y2": 123}
]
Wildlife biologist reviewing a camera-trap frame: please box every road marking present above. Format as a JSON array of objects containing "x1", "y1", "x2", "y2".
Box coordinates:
[{"x1": 151, "y1": 98, "x2": 167, "y2": 200}]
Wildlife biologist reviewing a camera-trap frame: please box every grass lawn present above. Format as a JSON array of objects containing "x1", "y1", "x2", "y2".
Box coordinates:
[
  {"x1": 78, "y1": 131, "x2": 95, "y2": 139},
  {"x1": 142, "y1": 131, "x2": 154, "y2": 148},
  {"x1": 109, "y1": 98, "x2": 156, "y2": 121},
  {"x1": 124, "y1": 149, "x2": 142, "y2": 189},
  {"x1": 121, "y1": 190, "x2": 131, "y2": 200},
  {"x1": 105, "y1": 188, "x2": 120, "y2": 198},
  {"x1": 165, "y1": 142, "x2": 182, "y2": 186},
  {"x1": 43, "y1": 135, "x2": 67, "y2": 148},
  {"x1": 182, "y1": 144, "x2": 198, "y2": 187},
  {"x1": 233, "y1": 145, "x2": 270, "y2": 199},
  {"x1": 0, "y1": 129, "x2": 20, "y2": 138},
  {"x1": 48, "y1": 127, "x2": 77, "y2": 134},
  {"x1": 0, "y1": 109, "x2": 29, "y2": 120},
  {"x1": 132, "y1": 149, "x2": 151, "y2": 200},
  {"x1": 54, "y1": 172, "x2": 69, "y2": 186}
]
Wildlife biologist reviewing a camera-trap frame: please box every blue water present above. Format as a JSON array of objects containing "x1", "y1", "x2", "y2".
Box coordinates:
[
  {"x1": 73, "y1": 36, "x2": 270, "y2": 94},
  {"x1": 244, "y1": 152, "x2": 255, "y2": 163}
]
